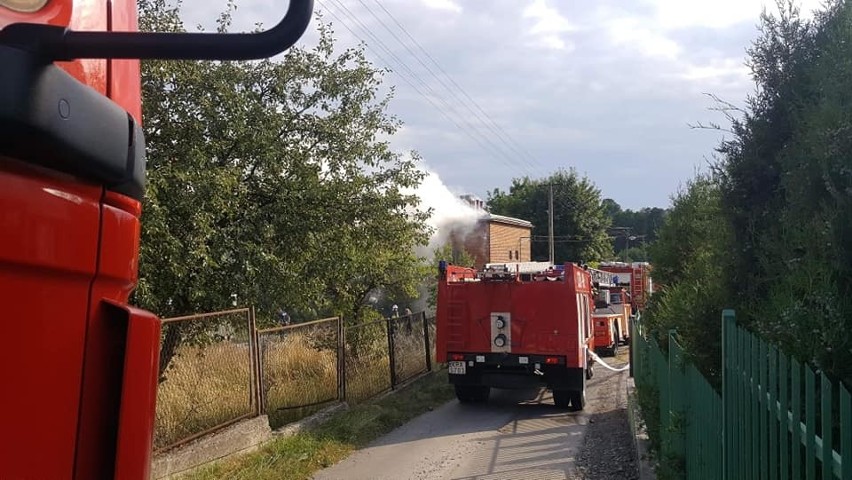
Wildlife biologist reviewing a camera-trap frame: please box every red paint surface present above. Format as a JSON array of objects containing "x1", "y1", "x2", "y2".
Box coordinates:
[
  {"x1": 1, "y1": 1, "x2": 159, "y2": 478},
  {"x1": 0, "y1": 160, "x2": 101, "y2": 478}
]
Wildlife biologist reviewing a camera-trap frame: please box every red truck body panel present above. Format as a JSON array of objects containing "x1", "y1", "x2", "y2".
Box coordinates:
[
  {"x1": 0, "y1": 1, "x2": 159, "y2": 478},
  {"x1": 2, "y1": 0, "x2": 312, "y2": 476}
]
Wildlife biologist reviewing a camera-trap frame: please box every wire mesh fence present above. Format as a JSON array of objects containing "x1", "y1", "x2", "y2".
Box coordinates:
[
  {"x1": 153, "y1": 308, "x2": 257, "y2": 451},
  {"x1": 344, "y1": 317, "x2": 393, "y2": 403},
  {"x1": 389, "y1": 312, "x2": 431, "y2": 386},
  {"x1": 152, "y1": 308, "x2": 437, "y2": 451},
  {"x1": 257, "y1": 317, "x2": 341, "y2": 428}
]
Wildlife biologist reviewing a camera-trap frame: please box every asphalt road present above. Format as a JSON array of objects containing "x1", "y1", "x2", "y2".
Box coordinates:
[{"x1": 313, "y1": 351, "x2": 632, "y2": 480}]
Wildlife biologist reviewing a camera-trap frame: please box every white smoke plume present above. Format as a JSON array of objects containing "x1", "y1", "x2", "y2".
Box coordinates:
[
  {"x1": 411, "y1": 168, "x2": 486, "y2": 259},
  {"x1": 403, "y1": 166, "x2": 485, "y2": 314}
]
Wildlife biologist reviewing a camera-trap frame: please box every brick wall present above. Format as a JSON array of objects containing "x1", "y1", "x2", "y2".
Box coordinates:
[
  {"x1": 447, "y1": 220, "x2": 532, "y2": 269},
  {"x1": 488, "y1": 223, "x2": 531, "y2": 263}
]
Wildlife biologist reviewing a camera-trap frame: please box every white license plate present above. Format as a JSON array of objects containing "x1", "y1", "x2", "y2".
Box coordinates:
[{"x1": 448, "y1": 361, "x2": 466, "y2": 375}]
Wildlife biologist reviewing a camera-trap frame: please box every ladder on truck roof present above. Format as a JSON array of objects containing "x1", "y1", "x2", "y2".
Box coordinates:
[
  {"x1": 631, "y1": 264, "x2": 644, "y2": 301},
  {"x1": 588, "y1": 267, "x2": 615, "y2": 287}
]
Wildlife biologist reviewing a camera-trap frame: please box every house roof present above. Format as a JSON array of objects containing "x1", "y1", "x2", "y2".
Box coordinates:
[{"x1": 485, "y1": 213, "x2": 533, "y2": 229}]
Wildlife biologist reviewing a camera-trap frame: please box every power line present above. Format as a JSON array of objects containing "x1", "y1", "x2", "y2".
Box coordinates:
[
  {"x1": 316, "y1": 0, "x2": 534, "y2": 177},
  {"x1": 364, "y1": 0, "x2": 546, "y2": 175}
]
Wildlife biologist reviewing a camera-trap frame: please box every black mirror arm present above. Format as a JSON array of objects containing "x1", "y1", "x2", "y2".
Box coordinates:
[{"x1": 0, "y1": 0, "x2": 313, "y2": 60}]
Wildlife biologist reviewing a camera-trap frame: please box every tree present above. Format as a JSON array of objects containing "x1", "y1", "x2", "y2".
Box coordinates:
[
  {"x1": 645, "y1": 174, "x2": 732, "y2": 384},
  {"x1": 135, "y1": 1, "x2": 430, "y2": 377},
  {"x1": 602, "y1": 198, "x2": 667, "y2": 258},
  {"x1": 487, "y1": 169, "x2": 612, "y2": 263},
  {"x1": 711, "y1": 0, "x2": 852, "y2": 382},
  {"x1": 653, "y1": 0, "x2": 852, "y2": 384}
]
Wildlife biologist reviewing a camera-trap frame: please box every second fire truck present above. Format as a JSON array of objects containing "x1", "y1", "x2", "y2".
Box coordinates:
[{"x1": 435, "y1": 262, "x2": 616, "y2": 411}]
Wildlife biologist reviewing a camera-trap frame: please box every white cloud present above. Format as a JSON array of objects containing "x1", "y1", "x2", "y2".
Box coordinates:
[
  {"x1": 644, "y1": 0, "x2": 823, "y2": 30},
  {"x1": 421, "y1": 0, "x2": 462, "y2": 13},
  {"x1": 607, "y1": 18, "x2": 682, "y2": 59},
  {"x1": 648, "y1": 0, "x2": 760, "y2": 29},
  {"x1": 679, "y1": 58, "x2": 750, "y2": 83},
  {"x1": 522, "y1": 0, "x2": 576, "y2": 50}
]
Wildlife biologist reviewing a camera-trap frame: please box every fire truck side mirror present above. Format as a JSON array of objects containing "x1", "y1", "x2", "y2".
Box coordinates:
[
  {"x1": 0, "y1": 0, "x2": 314, "y2": 200},
  {"x1": 0, "y1": 0, "x2": 313, "y2": 61}
]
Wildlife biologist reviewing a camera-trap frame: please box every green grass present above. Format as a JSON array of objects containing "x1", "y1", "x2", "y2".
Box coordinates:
[{"x1": 182, "y1": 370, "x2": 455, "y2": 480}]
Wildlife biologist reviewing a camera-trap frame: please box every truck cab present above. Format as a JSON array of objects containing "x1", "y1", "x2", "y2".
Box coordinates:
[{"x1": 0, "y1": 1, "x2": 311, "y2": 477}]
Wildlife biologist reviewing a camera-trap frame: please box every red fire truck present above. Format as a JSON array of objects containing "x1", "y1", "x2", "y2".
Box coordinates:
[
  {"x1": 592, "y1": 286, "x2": 631, "y2": 356},
  {"x1": 598, "y1": 261, "x2": 654, "y2": 311},
  {"x1": 436, "y1": 262, "x2": 615, "y2": 411},
  {"x1": 0, "y1": 1, "x2": 311, "y2": 478}
]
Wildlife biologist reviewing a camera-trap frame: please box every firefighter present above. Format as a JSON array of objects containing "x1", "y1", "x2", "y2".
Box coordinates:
[
  {"x1": 404, "y1": 307, "x2": 414, "y2": 334},
  {"x1": 278, "y1": 309, "x2": 291, "y2": 326}
]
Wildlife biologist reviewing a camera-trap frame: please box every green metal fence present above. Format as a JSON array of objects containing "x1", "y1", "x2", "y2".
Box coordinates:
[
  {"x1": 633, "y1": 317, "x2": 722, "y2": 479},
  {"x1": 633, "y1": 310, "x2": 852, "y2": 479}
]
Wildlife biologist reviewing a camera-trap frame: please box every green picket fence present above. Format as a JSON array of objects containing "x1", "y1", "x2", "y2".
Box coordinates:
[
  {"x1": 633, "y1": 311, "x2": 852, "y2": 479},
  {"x1": 633, "y1": 318, "x2": 722, "y2": 479}
]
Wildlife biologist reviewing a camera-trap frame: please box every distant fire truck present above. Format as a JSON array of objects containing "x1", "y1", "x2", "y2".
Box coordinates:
[
  {"x1": 592, "y1": 285, "x2": 631, "y2": 356},
  {"x1": 435, "y1": 262, "x2": 616, "y2": 410},
  {"x1": 598, "y1": 262, "x2": 654, "y2": 311}
]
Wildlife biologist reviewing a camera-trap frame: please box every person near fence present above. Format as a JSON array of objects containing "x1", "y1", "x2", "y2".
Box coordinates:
[
  {"x1": 391, "y1": 304, "x2": 399, "y2": 318},
  {"x1": 404, "y1": 307, "x2": 413, "y2": 334},
  {"x1": 278, "y1": 309, "x2": 291, "y2": 326}
]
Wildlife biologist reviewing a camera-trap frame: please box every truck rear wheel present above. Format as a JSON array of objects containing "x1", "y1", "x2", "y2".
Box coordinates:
[
  {"x1": 569, "y1": 389, "x2": 586, "y2": 411},
  {"x1": 455, "y1": 385, "x2": 490, "y2": 403},
  {"x1": 552, "y1": 389, "x2": 571, "y2": 409}
]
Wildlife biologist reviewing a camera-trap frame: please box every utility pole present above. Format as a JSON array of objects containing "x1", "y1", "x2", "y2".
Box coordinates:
[{"x1": 548, "y1": 184, "x2": 554, "y2": 264}]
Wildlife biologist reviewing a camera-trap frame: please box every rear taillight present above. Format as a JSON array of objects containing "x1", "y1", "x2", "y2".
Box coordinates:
[
  {"x1": 450, "y1": 353, "x2": 464, "y2": 361},
  {"x1": 545, "y1": 357, "x2": 560, "y2": 365}
]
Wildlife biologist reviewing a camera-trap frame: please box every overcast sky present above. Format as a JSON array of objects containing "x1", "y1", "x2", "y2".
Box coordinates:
[{"x1": 180, "y1": 0, "x2": 823, "y2": 209}]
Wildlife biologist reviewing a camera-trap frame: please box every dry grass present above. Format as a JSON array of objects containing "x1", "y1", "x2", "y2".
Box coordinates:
[
  {"x1": 155, "y1": 322, "x2": 435, "y2": 449},
  {"x1": 261, "y1": 331, "x2": 339, "y2": 427},
  {"x1": 155, "y1": 342, "x2": 254, "y2": 450}
]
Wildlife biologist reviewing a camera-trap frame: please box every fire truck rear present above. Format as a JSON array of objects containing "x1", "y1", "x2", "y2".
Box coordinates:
[
  {"x1": 435, "y1": 262, "x2": 612, "y2": 410},
  {"x1": 592, "y1": 285, "x2": 631, "y2": 356}
]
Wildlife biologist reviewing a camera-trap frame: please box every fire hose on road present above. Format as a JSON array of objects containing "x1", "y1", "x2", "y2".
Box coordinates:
[{"x1": 588, "y1": 349, "x2": 630, "y2": 372}]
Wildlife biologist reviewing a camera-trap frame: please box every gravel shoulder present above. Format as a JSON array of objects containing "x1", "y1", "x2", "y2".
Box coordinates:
[{"x1": 576, "y1": 350, "x2": 637, "y2": 480}]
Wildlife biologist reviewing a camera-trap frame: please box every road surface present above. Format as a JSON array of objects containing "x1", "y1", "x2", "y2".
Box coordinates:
[{"x1": 313, "y1": 351, "x2": 632, "y2": 480}]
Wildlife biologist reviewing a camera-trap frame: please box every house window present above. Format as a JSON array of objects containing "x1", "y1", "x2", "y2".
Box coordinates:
[
  {"x1": 515, "y1": 250, "x2": 519, "y2": 261},
  {"x1": 509, "y1": 250, "x2": 513, "y2": 260}
]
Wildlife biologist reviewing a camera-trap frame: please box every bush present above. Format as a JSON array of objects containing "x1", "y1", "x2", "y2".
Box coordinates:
[{"x1": 644, "y1": 174, "x2": 731, "y2": 387}]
